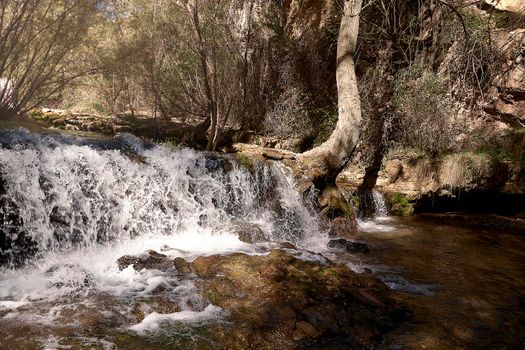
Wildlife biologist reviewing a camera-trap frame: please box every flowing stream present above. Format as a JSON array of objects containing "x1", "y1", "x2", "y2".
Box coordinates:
[
  {"x1": 341, "y1": 214, "x2": 525, "y2": 349},
  {"x1": 0, "y1": 129, "x2": 325, "y2": 349},
  {"x1": 0, "y1": 129, "x2": 524, "y2": 349}
]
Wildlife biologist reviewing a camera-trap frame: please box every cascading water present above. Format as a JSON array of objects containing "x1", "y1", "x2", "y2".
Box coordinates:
[
  {"x1": 0, "y1": 129, "x2": 320, "y2": 262},
  {"x1": 371, "y1": 190, "x2": 388, "y2": 218},
  {"x1": 0, "y1": 129, "x2": 323, "y2": 346},
  {"x1": 357, "y1": 190, "x2": 394, "y2": 233}
]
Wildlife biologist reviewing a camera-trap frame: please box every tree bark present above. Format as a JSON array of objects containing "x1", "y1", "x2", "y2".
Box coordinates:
[
  {"x1": 184, "y1": 0, "x2": 218, "y2": 151},
  {"x1": 300, "y1": 0, "x2": 363, "y2": 186}
]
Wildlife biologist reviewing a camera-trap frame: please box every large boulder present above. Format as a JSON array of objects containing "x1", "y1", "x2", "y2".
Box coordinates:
[{"x1": 191, "y1": 249, "x2": 406, "y2": 349}]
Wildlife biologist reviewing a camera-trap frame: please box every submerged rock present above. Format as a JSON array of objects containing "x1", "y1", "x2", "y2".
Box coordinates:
[
  {"x1": 328, "y1": 238, "x2": 370, "y2": 253},
  {"x1": 191, "y1": 249, "x2": 405, "y2": 349},
  {"x1": 328, "y1": 217, "x2": 358, "y2": 238},
  {"x1": 230, "y1": 222, "x2": 268, "y2": 244},
  {"x1": 117, "y1": 250, "x2": 174, "y2": 272}
]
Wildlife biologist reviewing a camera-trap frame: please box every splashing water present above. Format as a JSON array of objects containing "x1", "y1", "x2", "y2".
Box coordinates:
[
  {"x1": 372, "y1": 190, "x2": 388, "y2": 218},
  {"x1": 357, "y1": 190, "x2": 395, "y2": 232},
  {"x1": 0, "y1": 129, "x2": 322, "y2": 330}
]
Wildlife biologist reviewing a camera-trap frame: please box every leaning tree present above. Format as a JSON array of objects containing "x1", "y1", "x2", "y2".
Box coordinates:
[{"x1": 299, "y1": 0, "x2": 364, "y2": 187}]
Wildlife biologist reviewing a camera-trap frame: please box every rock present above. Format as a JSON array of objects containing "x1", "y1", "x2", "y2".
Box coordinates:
[
  {"x1": 0, "y1": 194, "x2": 38, "y2": 267},
  {"x1": 485, "y1": 0, "x2": 525, "y2": 13},
  {"x1": 173, "y1": 257, "x2": 194, "y2": 275},
  {"x1": 117, "y1": 250, "x2": 174, "y2": 271},
  {"x1": 51, "y1": 118, "x2": 67, "y2": 127},
  {"x1": 231, "y1": 222, "x2": 268, "y2": 244},
  {"x1": 202, "y1": 153, "x2": 233, "y2": 172},
  {"x1": 191, "y1": 250, "x2": 405, "y2": 349},
  {"x1": 318, "y1": 186, "x2": 356, "y2": 221},
  {"x1": 262, "y1": 148, "x2": 297, "y2": 161},
  {"x1": 384, "y1": 159, "x2": 403, "y2": 184},
  {"x1": 132, "y1": 296, "x2": 182, "y2": 322},
  {"x1": 485, "y1": 29, "x2": 525, "y2": 127},
  {"x1": 390, "y1": 202, "x2": 415, "y2": 216},
  {"x1": 279, "y1": 241, "x2": 297, "y2": 250},
  {"x1": 328, "y1": 238, "x2": 370, "y2": 253},
  {"x1": 295, "y1": 320, "x2": 320, "y2": 338},
  {"x1": 328, "y1": 217, "x2": 358, "y2": 238}
]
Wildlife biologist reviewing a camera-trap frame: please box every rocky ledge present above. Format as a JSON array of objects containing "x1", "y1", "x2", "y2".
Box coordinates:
[{"x1": 118, "y1": 249, "x2": 407, "y2": 349}]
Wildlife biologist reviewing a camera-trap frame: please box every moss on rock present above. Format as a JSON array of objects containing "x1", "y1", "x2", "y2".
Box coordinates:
[
  {"x1": 191, "y1": 249, "x2": 407, "y2": 349},
  {"x1": 389, "y1": 192, "x2": 414, "y2": 216}
]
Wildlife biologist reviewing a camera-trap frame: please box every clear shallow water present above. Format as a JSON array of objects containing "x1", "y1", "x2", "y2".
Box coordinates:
[{"x1": 350, "y1": 214, "x2": 525, "y2": 350}]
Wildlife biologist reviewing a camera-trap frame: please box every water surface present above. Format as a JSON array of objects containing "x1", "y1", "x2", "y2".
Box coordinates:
[{"x1": 352, "y1": 215, "x2": 525, "y2": 349}]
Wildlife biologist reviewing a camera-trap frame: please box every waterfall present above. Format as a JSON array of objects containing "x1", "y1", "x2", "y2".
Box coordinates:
[
  {"x1": 0, "y1": 129, "x2": 320, "y2": 267},
  {"x1": 372, "y1": 190, "x2": 388, "y2": 218},
  {"x1": 355, "y1": 189, "x2": 389, "y2": 219},
  {"x1": 356, "y1": 190, "x2": 393, "y2": 232}
]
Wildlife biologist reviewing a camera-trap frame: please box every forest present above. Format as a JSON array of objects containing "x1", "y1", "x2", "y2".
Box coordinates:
[{"x1": 0, "y1": 0, "x2": 524, "y2": 349}]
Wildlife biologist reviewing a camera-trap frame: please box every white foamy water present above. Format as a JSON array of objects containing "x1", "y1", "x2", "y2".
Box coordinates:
[
  {"x1": 0, "y1": 231, "x2": 257, "y2": 303},
  {"x1": 129, "y1": 304, "x2": 224, "y2": 333},
  {"x1": 358, "y1": 217, "x2": 396, "y2": 232},
  {"x1": 0, "y1": 129, "x2": 322, "y2": 315}
]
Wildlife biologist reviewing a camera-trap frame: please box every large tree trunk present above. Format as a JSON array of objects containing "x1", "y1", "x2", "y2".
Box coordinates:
[{"x1": 299, "y1": 0, "x2": 363, "y2": 186}]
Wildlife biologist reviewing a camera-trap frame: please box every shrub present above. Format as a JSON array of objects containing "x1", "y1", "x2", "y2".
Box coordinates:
[
  {"x1": 391, "y1": 61, "x2": 461, "y2": 156},
  {"x1": 440, "y1": 151, "x2": 495, "y2": 189},
  {"x1": 390, "y1": 192, "x2": 414, "y2": 216},
  {"x1": 264, "y1": 87, "x2": 312, "y2": 139}
]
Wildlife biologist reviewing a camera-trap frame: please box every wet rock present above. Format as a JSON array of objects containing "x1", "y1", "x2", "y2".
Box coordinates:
[
  {"x1": 231, "y1": 222, "x2": 268, "y2": 244},
  {"x1": 318, "y1": 186, "x2": 357, "y2": 222},
  {"x1": 191, "y1": 249, "x2": 406, "y2": 349},
  {"x1": 132, "y1": 296, "x2": 182, "y2": 322},
  {"x1": 328, "y1": 217, "x2": 358, "y2": 238},
  {"x1": 202, "y1": 153, "x2": 233, "y2": 173},
  {"x1": 328, "y1": 238, "x2": 370, "y2": 253},
  {"x1": 0, "y1": 191, "x2": 38, "y2": 267},
  {"x1": 117, "y1": 250, "x2": 174, "y2": 272},
  {"x1": 173, "y1": 257, "x2": 194, "y2": 275},
  {"x1": 279, "y1": 241, "x2": 297, "y2": 250}
]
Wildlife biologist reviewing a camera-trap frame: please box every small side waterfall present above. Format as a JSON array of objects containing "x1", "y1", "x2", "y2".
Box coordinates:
[
  {"x1": 372, "y1": 190, "x2": 388, "y2": 217},
  {"x1": 356, "y1": 190, "x2": 394, "y2": 232},
  {"x1": 355, "y1": 189, "x2": 389, "y2": 219}
]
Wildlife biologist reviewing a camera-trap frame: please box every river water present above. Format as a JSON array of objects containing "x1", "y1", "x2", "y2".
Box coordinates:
[
  {"x1": 351, "y1": 215, "x2": 525, "y2": 349},
  {"x1": 0, "y1": 129, "x2": 524, "y2": 349}
]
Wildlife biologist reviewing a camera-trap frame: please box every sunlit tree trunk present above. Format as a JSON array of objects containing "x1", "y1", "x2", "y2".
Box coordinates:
[{"x1": 300, "y1": 0, "x2": 363, "y2": 185}]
